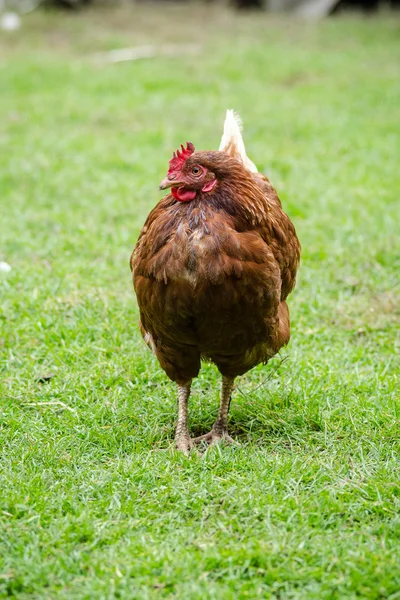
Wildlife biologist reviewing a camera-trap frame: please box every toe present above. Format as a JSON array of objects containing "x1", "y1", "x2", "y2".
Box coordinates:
[
  {"x1": 223, "y1": 433, "x2": 237, "y2": 445},
  {"x1": 193, "y1": 432, "x2": 212, "y2": 444},
  {"x1": 193, "y1": 430, "x2": 237, "y2": 447}
]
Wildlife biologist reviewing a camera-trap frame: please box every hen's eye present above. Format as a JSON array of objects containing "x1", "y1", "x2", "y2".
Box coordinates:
[{"x1": 192, "y1": 166, "x2": 201, "y2": 175}]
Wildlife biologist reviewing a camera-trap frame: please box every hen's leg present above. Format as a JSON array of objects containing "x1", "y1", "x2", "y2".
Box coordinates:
[
  {"x1": 194, "y1": 376, "x2": 236, "y2": 446},
  {"x1": 175, "y1": 381, "x2": 193, "y2": 455}
]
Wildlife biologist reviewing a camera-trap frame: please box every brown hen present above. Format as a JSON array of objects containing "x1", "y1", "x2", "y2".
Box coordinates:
[{"x1": 131, "y1": 111, "x2": 301, "y2": 453}]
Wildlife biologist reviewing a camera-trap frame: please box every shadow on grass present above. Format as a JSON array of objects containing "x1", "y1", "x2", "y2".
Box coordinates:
[{"x1": 189, "y1": 408, "x2": 324, "y2": 447}]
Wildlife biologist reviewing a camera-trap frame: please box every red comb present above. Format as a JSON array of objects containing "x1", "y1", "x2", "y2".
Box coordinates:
[{"x1": 168, "y1": 141, "x2": 195, "y2": 173}]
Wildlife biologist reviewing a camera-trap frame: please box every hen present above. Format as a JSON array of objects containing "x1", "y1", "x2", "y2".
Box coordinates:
[{"x1": 131, "y1": 111, "x2": 301, "y2": 453}]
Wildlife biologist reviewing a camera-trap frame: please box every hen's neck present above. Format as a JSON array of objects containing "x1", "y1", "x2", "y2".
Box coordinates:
[{"x1": 198, "y1": 174, "x2": 269, "y2": 228}]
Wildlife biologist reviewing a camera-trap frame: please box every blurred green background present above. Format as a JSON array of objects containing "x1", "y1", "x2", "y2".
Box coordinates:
[{"x1": 1, "y1": 4, "x2": 399, "y2": 599}]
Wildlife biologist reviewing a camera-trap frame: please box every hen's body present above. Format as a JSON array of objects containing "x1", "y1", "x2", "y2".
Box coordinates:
[
  {"x1": 133, "y1": 162, "x2": 299, "y2": 380},
  {"x1": 131, "y1": 113, "x2": 300, "y2": 452}
]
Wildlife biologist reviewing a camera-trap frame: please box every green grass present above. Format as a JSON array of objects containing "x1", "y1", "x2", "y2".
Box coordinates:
[{"x1": 1, "y1": 5, "x2": 400, "y2": 598}]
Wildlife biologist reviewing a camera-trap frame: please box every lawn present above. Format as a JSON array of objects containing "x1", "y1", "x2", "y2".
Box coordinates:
[{"x1": 1, "y1": 5, "x2": 400, "y2": 598}]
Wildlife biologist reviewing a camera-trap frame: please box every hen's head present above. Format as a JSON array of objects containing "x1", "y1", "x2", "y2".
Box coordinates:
[{"x1": 159, "y1": 142, "x2": 218, "y2": 203}]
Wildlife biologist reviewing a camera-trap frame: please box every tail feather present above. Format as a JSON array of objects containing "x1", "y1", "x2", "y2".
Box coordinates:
[{"x1": 218, "y1": 109, "x2": 258, "y2": 173}]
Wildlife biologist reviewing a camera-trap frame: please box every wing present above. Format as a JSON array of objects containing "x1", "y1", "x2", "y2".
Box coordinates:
[
  {"x1": 251, "y1": 173, "x2": 301, "y2": 301},
  {"x1": 217, "y1": 109, "x2": 300, "y2": 300}
]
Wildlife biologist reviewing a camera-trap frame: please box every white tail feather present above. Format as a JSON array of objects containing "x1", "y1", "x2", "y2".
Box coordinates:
[{"x1": 218, "y1": 109, "x2": 258, "y2": 173}]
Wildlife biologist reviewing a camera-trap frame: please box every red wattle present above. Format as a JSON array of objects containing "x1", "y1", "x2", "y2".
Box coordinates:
[{"x1": 172, "y1": 187, "x2": 197, "y2": 202}]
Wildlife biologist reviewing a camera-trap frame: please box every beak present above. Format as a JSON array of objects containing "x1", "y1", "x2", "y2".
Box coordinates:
[{"x1": 159, "y1": 176, "x2": 178, "y2": 191}]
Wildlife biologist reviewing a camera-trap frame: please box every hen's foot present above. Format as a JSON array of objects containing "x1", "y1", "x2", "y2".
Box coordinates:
[
  {"x1": 193, "y1": 429, "x2": 236, "y2": 447},
  {"x1": 175, "y1": 435, "x2": 195, "y2": 455}
]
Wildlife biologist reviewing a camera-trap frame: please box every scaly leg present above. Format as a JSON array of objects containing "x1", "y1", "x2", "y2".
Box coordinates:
[
  {"x1": 194, "y1": 376, "x2": 236, "y2": 446},
  {"x1": 175, "y1": 381, "x2": 193, "y2": 455}
]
